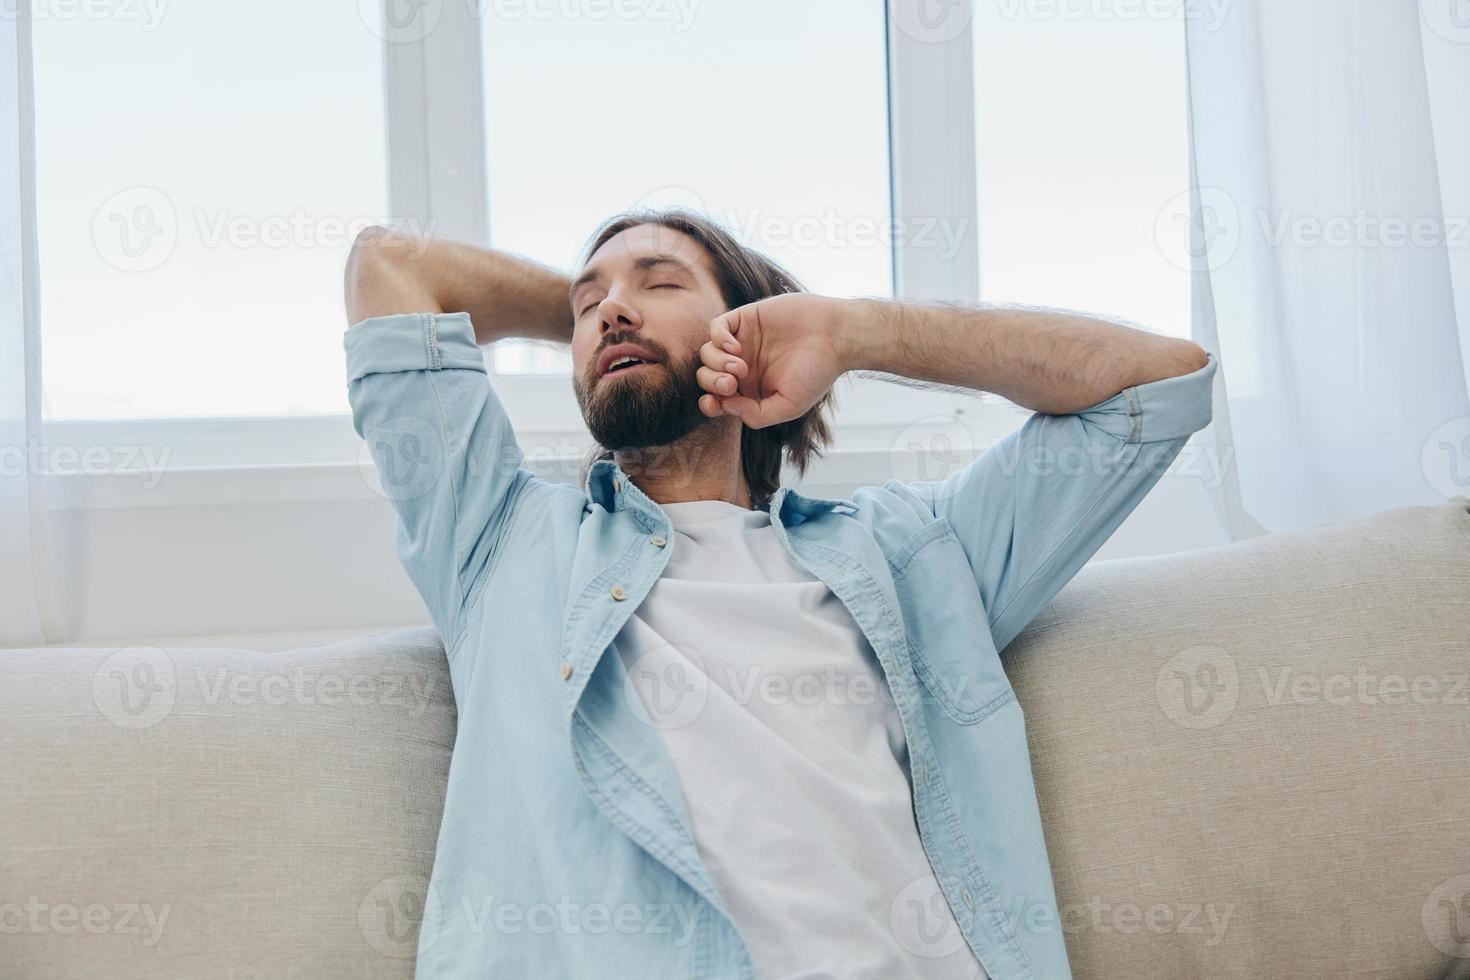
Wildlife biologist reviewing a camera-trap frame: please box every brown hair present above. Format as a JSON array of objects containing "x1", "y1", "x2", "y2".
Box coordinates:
[{"x1": 574, "y1": 207, "x2": 836, "y2": 508}]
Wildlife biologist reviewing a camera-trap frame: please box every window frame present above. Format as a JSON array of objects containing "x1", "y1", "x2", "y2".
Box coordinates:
[{"x1": 40, "y1": 0, "x2": 1000, "y2": 502}]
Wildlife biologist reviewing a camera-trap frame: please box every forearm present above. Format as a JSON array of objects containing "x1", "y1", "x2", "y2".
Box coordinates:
[
  {"x1": 343, "y1": 227, "x2": 573, "y2": 346},
  {"x1": 837, "y1": 298, "x2": 1209, "y2": 415}
]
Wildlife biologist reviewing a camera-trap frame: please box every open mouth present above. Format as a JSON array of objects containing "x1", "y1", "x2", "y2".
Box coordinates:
[{"x1": 603, "y1": 356, "x2": 657, "y2": 377}]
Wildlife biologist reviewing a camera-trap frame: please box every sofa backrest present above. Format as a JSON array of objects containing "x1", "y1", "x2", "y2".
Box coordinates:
[
  {"x1": 1005, "y1": 499, "x2": 1470, "y2": 978},
  {"x1": 2, "y1": 500, "x2": 1467, "y2": 978}
]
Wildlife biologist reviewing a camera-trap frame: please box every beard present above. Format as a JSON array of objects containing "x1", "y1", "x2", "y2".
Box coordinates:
[{"x1": 573, "y1": 339, "x2": 712, "y2": 451}]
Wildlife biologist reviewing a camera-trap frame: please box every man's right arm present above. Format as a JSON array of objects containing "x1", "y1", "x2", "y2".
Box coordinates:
[
  {"x1": 342, "y1": 229, "x2": 572, "y2": 654},
  {"x1": 344, "y1": 225, "x2": 574, "y2": 343}
]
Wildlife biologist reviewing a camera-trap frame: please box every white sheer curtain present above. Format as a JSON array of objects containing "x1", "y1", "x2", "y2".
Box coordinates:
[
  {"x1": 1185, "y1": 0, "x2": 1470, "y2": 536},
  {"x1": 1, "y1": 4, "x2": 59, "y2": 646}
]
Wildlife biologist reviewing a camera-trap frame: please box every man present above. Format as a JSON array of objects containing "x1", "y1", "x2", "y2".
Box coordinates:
[{"x1": 342, "y1": 208, "x2": 1215, "y2": 979}]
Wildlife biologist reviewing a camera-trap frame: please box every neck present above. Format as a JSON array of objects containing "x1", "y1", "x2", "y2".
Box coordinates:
[{"x1": 615, "y1": 416, "x2": 753, "y2": 509}]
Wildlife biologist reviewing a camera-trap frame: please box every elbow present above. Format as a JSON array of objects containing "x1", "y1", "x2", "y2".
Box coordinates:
[
  {"x1": 1174, "y1": 340, "x2": 1210, "y2": 375},
  {"x1": 1137, "y1": 338, "x2": 1209, "y2": 386},
  {"x1": 345, "y1": 225, "x2": 408, "y2": 288},
  {"x1": 343, "y1": 226, "x2": 426, "y2": 323}
]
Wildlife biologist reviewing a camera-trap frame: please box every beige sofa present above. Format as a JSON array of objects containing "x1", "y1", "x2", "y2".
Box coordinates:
[{"x1": 3, "y1": 500, "x2": 1468, "y2": 979}]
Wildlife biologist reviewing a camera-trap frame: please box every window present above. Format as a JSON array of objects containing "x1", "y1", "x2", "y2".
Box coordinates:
[
  {"x1": 32, "y1": 1, "x2": 389, "y2": 419},
  {"x1": 972, "y1": 4, "x2": 1190, "y2": 337},
  {"x1": 479, "y1": 0, "x2": 893, "y2": 375}
]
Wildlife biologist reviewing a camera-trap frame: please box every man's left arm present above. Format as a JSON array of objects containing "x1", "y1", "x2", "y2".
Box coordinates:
[
  {"x1": 836, "y1": 298, "x2": 1216, "y2": 650},
  {"x1": 699, "y1": 293, "x2": 1217, "y2": 649}
]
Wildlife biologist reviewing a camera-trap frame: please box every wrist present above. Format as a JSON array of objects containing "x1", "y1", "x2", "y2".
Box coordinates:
[{"x1": 831, "y1": 297, "x2": 893, "y2": 373}]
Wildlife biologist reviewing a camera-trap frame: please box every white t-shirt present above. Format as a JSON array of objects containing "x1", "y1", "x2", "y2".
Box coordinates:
[{"x1": 614, "y1": 498, "x2": 987, "y2": 980}]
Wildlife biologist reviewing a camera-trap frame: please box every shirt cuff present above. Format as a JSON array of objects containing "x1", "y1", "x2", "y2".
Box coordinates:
[
  {"x1": 343, "y1": 311, "x2": 485, "y2": 384},
  {"x1": 1123, "y1": 349, "x2": 1217, "y2": 443}
]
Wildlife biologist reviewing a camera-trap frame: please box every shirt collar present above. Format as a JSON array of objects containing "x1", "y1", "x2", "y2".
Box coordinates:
[{"x1": 582, "y1": 457, "x2": 856, "y2": 523}]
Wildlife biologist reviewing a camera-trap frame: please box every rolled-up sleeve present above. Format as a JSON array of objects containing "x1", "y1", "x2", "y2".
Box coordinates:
[
  {"x1": 910, "y1": 351, "x2": 1218, "y2": 651},
  {"x1": 345, "y1": 311, "x2": 533, "y2": 652}
]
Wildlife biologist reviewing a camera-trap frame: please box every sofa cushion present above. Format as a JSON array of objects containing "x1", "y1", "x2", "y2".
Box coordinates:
[
  {"x1": 1, "y1": 500, "x2": 1466, "y2": 979},
  {"x1": 1005, "y1": 499, "x2": 1470, "y2": 978},
  {"x1": 0, "y1": 628, "x2": 453, "y2": 979}
]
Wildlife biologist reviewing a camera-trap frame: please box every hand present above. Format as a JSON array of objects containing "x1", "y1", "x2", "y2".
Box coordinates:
[{"x1": 696, "y1": 293, "x2": 854, "y2": 428}]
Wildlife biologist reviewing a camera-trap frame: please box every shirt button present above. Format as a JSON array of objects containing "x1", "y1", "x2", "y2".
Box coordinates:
[
  {"x1": 610, "y1": 585, "x2": 628, "y2": 601},
  {"x1": 650, "y1": 535, "x2": 667, "y2": 548},
  {"x1": 558, "y1": 662, "x2": 572, "y2": 681}
]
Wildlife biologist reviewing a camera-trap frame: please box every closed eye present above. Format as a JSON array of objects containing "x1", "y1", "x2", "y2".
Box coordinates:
[{"x1": 580, "y1": 283, "x2": 679, "y2": 316}]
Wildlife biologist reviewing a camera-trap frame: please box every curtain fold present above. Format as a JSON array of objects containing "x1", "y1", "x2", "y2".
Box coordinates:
[
  {"x1": 2, "y1": 4, "x2": 60, "y2": 646},
  {"x1": 1185, "y1": 0, "x2": 1470, "y2": 535}
]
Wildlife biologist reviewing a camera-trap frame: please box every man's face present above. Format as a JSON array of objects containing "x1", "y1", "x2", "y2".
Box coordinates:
[{"x1": 570, "y1": 224, "x2": 730, "y2": 450}]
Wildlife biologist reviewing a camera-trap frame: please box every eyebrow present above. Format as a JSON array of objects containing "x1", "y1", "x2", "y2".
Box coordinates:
[{"x1": 569, "y1": 254, "x2": 698, "y2": 299}]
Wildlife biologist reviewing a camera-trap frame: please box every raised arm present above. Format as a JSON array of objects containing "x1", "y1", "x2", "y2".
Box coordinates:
[
  {"x1": 342, "y1": 229, "x2": 571, "y2": 652},
  {"x1": 694, "y1": 292, "x2": 1216, "y2": 650},
  {"x1": 835, "y1": 298, "x2": 1208, "y2": 413},
  {"x1": 344, "y1": 225, "x2": 575, "y2": 346}
]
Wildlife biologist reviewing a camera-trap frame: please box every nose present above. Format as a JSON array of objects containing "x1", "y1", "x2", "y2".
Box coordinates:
[{"x1": 597, "y1": 292, "x2": 641, "y2": 335}]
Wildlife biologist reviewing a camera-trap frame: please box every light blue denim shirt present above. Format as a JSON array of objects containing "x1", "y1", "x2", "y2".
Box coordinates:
[{"x1": 344, "y1": 310, "x2": 1217, "y2": 979}]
